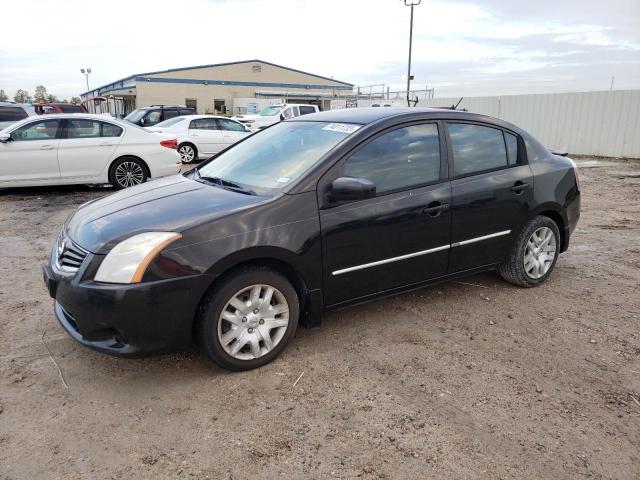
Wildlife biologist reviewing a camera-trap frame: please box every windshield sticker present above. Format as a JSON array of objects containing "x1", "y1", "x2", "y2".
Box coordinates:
[
  {"x1": 277, "y1": 177, "x2": 291, "y2": 183},
  {"x1": 322, "y1": 123, "x2": 361, "y2": 134}
]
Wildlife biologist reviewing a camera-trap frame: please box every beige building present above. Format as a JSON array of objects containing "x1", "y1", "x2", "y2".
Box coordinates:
[{"x1": 80, "y1": 59, "x2": 353, "y2": 116}]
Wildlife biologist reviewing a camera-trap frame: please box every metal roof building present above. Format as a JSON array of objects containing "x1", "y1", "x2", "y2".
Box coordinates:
[{"x1": 80, "y1": 59, "x2": 353, "y2": 116}]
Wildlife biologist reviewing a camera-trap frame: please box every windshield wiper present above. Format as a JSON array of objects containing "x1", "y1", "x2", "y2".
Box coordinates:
[{"x1": 195, "y1": 172, "x2": 257, "y2": 195}]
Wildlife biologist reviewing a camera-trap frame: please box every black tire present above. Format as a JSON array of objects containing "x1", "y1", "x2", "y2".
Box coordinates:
[
  {"x1": 498, "y1": 215, "x2": 561, "y2": 287},
  {"x1": 108, "y1": 157, "x2": 148, "y2": 190},
  {"x1": 196, "y1": 266, "x2": 299, "y2": 371},
  {"x1": 178, "y1": 143, "x2": 198, "y2": 163}
]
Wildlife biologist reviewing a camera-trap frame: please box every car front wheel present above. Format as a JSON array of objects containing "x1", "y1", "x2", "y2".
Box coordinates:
[
  {"x1": 498, "y1": 215, "x2": 561, "y2": 287},
  {"x1": 197, "y1": 266, "x2": 299, "y2": 371}
]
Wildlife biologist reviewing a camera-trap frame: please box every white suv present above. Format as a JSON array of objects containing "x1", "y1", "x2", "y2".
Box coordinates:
[{"x1": 233, "y1": 104, "x2": 319, "y2": 130}]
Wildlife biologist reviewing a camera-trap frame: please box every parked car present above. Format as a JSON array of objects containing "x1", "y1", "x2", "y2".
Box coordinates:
[
  {"x1": 145, "y1": 115, "x2": 251, "y2": 163},
  {"x1": 0, "y1": 102, "x2": 37, "y2": 130},
  {"x1": 43, "y1": 108, "x2": 580, "y2": 371},
  {"x1": 33, "y1": 103, "x2": 87, "y2": 114},
  {"x1": 233, "y1": 103, "x2": 319, "y2": 130},
  {"x1": 124, "y1": 105, "x2": 197, "y2": 127},
  {"x1": 0, "y1": 113, "x2": 181, "y2": 189}
]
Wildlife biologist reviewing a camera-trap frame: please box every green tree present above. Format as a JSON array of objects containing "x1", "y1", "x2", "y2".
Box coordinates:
[
  {"x1": 70, "y1": 96, "x2": 81, "y2": 105},
  {"x1": 14, "y1": 89, "x2": 30, "y2": 103},
  {"x1": 0, "y1": 89, "x2": 8, "y2": 102},
  {"x1": 46, "y1": 93, "x2": 59, "y2": 103},
  {"x1": 34, "y1": 85, "x2": 48, "y2": 103}
]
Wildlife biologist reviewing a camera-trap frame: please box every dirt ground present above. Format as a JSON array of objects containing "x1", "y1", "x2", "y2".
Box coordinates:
[{"x1": 0, "y1": 158, "x2": 639, "y2": 479}]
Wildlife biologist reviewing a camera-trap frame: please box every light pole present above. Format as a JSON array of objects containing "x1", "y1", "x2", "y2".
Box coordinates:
[
  {"x1": 80, "y1": 68, "x2": 92, "y2": 92},
  {"x1": 403, "y1": 0, "x2": 421, "y2": 107}
]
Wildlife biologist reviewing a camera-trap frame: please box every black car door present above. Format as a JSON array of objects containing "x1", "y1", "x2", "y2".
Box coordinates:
[
  {"x1": 445, "y1": 122, "x2": 534, "y2": 272},
  {"x1": 319, "y1": 122, "x2": 451, "y2": 307}
]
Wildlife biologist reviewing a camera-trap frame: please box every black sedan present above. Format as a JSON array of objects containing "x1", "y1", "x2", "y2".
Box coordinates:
[{"x1": 43, "y1": 108, "x2": 580, "y2": 371}]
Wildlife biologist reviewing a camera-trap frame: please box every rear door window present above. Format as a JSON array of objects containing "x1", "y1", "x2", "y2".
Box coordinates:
[
  {"x1": 447, "y1": 123, "x2": 508, "y2": 176},
  {"x1": 216, "y1": 118, "x2": 247, "y2": 132},
  {"x1": 67, "y1": 119, "x2": 101, "y2": 138},
  {"x1": 0, "y1": 106, "x2": 28, "y2": 122},
  {"x1": 342, "y1": 123, "x2": 441, "y2": 195}
]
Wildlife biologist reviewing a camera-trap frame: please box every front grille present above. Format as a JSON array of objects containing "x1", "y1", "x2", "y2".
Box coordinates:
[{"x1": 54, "y1": 232, "x2": 89, "y2": 273}]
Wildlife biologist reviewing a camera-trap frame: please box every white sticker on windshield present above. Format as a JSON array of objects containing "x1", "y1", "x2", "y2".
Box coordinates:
[
  {"x1": 322, "y1": 123, "x2": 361, "y2": 134},
  {"x1": 277, "y1": 177, "x2": 291, "y2": 183}
]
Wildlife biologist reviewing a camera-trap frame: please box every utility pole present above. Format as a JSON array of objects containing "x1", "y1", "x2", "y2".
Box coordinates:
[
  {"x1": 403, "y1": 0, "x2": 421, "y2": 107},
  {"x1": 80, "y1": 68, "x2": 92, "y2": 92}
]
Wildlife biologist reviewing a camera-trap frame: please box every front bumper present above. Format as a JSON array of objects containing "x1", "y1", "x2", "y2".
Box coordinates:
[{"x1": 43, "y1": 256, "x2": 213, "y2": 358}]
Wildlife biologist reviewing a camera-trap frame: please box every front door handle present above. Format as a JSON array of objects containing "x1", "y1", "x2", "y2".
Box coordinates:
[
  {"x1": 510, "y1": 181, "x2": 529, "y2": 193},
  {"x1": 423, "y1": 202, "x2": 449, "y2": 217},
  {"x1": 99, "y1": 142, "x2": 114, "y2": 146},
  {"x1": 39, "y1": 145, "x2": 54, "y2": 150}
]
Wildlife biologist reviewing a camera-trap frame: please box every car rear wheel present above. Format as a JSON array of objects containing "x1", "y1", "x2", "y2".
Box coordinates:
[
  {"x1": 109, "y1": 157, "x2": 148, "y2": 189},
  {"x1": 197, "y1": 266, "x2": 299, "y2": 371},
  {"x1": 178, "y1": 143, "x2": 197, "y2": 163},
  {"x1": 498, "y1": 215, "x2": 561, "y2": 287}
]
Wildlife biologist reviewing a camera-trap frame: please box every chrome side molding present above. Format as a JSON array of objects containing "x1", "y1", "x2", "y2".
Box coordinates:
[{"x1": 332, "y1": 230, "x2": 511, "y2": 276}]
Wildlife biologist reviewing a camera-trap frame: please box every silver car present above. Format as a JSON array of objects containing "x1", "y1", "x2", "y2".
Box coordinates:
[{"x1": 0, "y1": 102, "x2": 37, "y2": 130}]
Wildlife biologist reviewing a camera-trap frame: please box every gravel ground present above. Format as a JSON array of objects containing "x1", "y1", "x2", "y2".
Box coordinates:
[{"x1": 0, "y1": 158, "x2": 639, "y2": 479}]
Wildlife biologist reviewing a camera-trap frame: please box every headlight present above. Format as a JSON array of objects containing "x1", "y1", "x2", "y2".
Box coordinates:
[{"x1": 94, "y1": 232, "x2": 182, "y2": 284}]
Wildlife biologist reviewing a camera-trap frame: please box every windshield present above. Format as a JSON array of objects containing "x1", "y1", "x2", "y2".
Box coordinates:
[
  {"x1": 197, "y1": 121, "x2": 360, "y2": 191},
  {"x1": 124, "y1": 108, "x2": 148, "y2": 123},
  {"x1": 259, "y1": 106, "x2": 283, "y2": 116},
  {"x1": 154, "y1": 117, "x2": 185, "y2": 128}
]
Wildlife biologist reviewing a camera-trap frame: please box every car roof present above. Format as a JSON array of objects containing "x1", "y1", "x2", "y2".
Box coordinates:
[
  {"x1": 3, "y1": 113, "x2": 128, "y2": 130},
  {"x1": 291, "y1": 107, "x2": 465, "y2": 125}
]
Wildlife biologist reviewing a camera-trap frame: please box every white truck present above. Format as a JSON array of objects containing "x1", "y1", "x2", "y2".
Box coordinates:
[{"x1": 233, "y1": 104, "x2": 319, "y2": 130}]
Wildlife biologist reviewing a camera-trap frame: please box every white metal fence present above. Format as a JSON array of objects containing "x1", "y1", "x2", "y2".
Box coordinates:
[
  {"x1": 331, "y1": 89, "x2": 640, "y2": 158},
  {"x1": 421, "y1": 90, "x2": 640, "y2": 159}
]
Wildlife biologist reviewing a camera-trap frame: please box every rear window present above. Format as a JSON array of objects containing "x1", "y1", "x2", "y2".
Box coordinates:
[
  {"x1": 299, "y1": 106, "x2": 316, "y2": 115},
  {"x1": 59, "y1": 104, "x2": 84, "y2": 113},
  {"x1": 0, "y1": 106, "x2": 28, "y2": 122}
]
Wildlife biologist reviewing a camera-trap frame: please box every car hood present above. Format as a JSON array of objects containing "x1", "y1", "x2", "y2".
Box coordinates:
[{"x1": 65, "y1": 175, "x2": 269, "y2": 254}]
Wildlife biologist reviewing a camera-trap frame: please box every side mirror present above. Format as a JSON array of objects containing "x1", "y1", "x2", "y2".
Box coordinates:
[
  {"x1": 0, "y1": 134, "x2": 11, "y2": 143},
  {"x1": 140, "y1": 117, "x2": 146, "y2": 125},
  {"x1": 331, "y1": 177, "x2": 376, "y2": 202},
  {"x1": 279, "y1": 113, "x2": 285, "y2": 121}
]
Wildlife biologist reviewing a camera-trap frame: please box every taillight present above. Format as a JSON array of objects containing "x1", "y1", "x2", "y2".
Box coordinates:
[
  {"x1": 160, "y1": 139, "x2": 177, "y2": 149},
  {"x1": 570, "y1": 159, "x2": 581, "y2": 192}
]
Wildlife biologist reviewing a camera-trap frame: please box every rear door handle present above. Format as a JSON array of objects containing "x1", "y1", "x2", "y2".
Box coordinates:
[
  {"x1": 423, "y1": 202, "x2": 449, "y2": 217},
  {"x1": 39, "y1": 145, "x2": 54, "y2": 150},
  {"x1": 510, "y1": 181, "x2": 529, "y2": 193},
  {"x1": 99, "y1": 142, "x2": 114, "y2": 146}
]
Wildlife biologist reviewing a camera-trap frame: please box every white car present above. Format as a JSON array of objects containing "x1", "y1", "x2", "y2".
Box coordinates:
[
  {"x1": 0, "y1": 114, "x2": 181, "y2": 189},
  {"x1": 145, "y1": 115, "x2": 252, "y2": 163},
  {"x1": 233, "y1": 104, "x2": 319, "y2": 131}
]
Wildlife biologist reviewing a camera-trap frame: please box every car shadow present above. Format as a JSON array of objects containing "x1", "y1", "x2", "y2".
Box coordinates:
[{"x1": 50, "y1": 271, "x2": 506, "y2": 383}]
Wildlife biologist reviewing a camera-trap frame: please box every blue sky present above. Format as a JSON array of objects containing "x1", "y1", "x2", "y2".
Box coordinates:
[{"x1": 1, "y1": 0, "x2": 638, "y2": 100}]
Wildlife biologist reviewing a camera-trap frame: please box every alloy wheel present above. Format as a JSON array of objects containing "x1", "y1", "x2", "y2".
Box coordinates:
[
  {"x1": 114, "y1": 161, "x2": 145, "y2": 188},
  {"x1": 178, "y1": 145, "x2": 195, "y2": 163},
  {"x1": 523, "y1": 226, "x2": 557, "y2": 279},
  {"x1": 217, "y1": 284, "x2": 290, "y2": 360}
]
